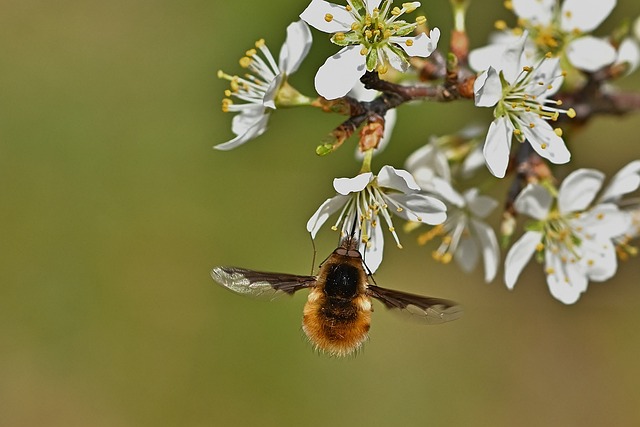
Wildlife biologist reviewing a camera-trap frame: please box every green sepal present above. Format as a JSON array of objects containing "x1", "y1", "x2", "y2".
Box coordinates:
[
  {"x1": 393, "y1": 23, "x2": 415, "y2": 37},
  {"x1": 331, "y1": 32, "x2": 360, "y2": 46},
  {"x1": 366, "y1": 47, "x2": 378, "y2": 71},
  {"x1": 350, "y1": 0, "x2": 365, "y2": 13}
]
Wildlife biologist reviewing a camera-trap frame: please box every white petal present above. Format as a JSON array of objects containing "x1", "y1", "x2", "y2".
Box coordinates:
[
  {"x1": 230, "y1": 106, "x2": 267, "y2": 135},
  {"x1": 616, "y1": 38, "x2": 640, "y2": 75},
  {"x1": 468, "y1": 42, "x2": 509, "y2": 73},
  {"x1": 514, "y1": 183, "x2": 552, "y2": 220},
  {"x1": 599, "y1": 160, "x2": 640, "y2": 202},
  {"x1": 566, "y1": 37, "x2": 617, "y2": 72},
  {"x1": 465, "y1": 189, "x2": 499, "y2": 218},
  {"x1": 545, "y1": 252, "x2": 588, "y2": 305},
  {"x1": 263, "y1": 73, "x2": 283, "y2": 109},
  {"x1": 460, "y1": 145, "x2": 486, "y2": 178},
  {"x1": 362, "y1": 219, "x2": 384, "y2": 274},
  {"x1": 500, "y1": 32, "x2": 528, "y2": 83},
  {"x1": 215, "y1": 112, "x2": 270, "y2": 151},
  {"x1": 279, "y1": 20, "x2": 313, "y2": 75},
  {"x1": 483, "y1": 118, "x2": 513, "y2": 178},
  {"x1": 512, "y1": 0, "x2": 554, "y2": 24},
  {"x1": 519, "y1": 115, "x2": 571, "y2": 165},
  {"x1": 471, "y1": 218, "x2": 500, "y2": 283},
  {"x1": 333, "y1": 172, "x2": 374, "y2": 195},
  {"x1": 455, "y1": 237, "x2": 479, "y2": 273},
  {"x1": 299, "y1": 0, "x2": 353, "y2": 33},
  {"x1": 392, "y1": 28, "x2": 440, "y2": 58},
  {"x1": 474, "y1": 67, "x2": 502, "y2": 107},
  {"x1": 432, "y1": 178, "x2": 465, "y2": 207},
  {"x1": 384, "y1": 45, "x2": 410, "y2": 72},
  {"x1": 405, "y1": 143, "x2": 451, "y2": 184},
  {"x1": 315, "y1": 45, "x2": 367, "y2": 100},
  {"x1": 504, "y1": 231, "x2": 542, "y2": 289},
  {"x1": 560, "y1": 0, "x2": 616, "y2": 33},
  {"x1": 366, "y1": 0, "x2": 383, "y2": 14},
  {"x1": 576, "y1": 204, "x2": 631, "y2": 239},
  {"x1": 306, "y1": 195, "x2": 350, "y2": 238},
  {"x1": 387, "y1": 193, "x2": 447, "y2": 225},
  {"x1": 377, "y1": 166, "x2": 420, "y2": 192},
  {"x1": 557, "y1": 168, "x2": 604, "y2": 214},
  {"x1": 581, "y1": 237, "x2": 618, "y2": 282}
]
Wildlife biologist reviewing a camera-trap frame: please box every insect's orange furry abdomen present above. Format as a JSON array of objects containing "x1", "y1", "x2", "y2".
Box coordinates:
[{"x1": 302, "y1": 289, "x2": 372, "y2": 357}]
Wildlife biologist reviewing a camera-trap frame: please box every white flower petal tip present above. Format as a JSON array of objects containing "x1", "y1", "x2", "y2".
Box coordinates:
[
  {"x1": 279, "y1": 21, "x2": 313, "y2": 75},
  {"x1": 483, "y1": 118, "x2": 512, "y2": 179},
  {"x1": 560, "y1": 0, "x2": 616, "y2": 33},
  {"x1": 474, "y1": 68, "x2": 502, "y2": 107},
  {"x1": 566, "y1": 36, "x2": 617, "y2": 72},
  {"x1": 333, "y1": 172, "x2": 374, "y2": 195},
  {"x1": 504, "y1": 231, "x2": 542, "y2": 289},
  {"x1": 314, "y1": 46, "x2": 366, "y2": 100}
]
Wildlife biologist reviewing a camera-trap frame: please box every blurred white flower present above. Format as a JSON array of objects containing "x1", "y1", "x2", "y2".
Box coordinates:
[
  {"x1": 307, "y1": 165, "x2": 447, "y2": 272},
  {"x1": 406, "y1": 142, "x2": 500, "y2": 282},
  {"x1": 474, "y1": 33, "x2": 573, "y2": 178},
  {"x1": 469, "y1": 0, "x2": 618, "y2": 73},
  {"x1": 216, "y1": 21, "x2": 312, "y2": 150},
  {"x1": 505, "y1": 169, "x2": 631, "y2": 304},
  {"x1": 300, "y1": 0, "x2": 439, "y2": 99}
]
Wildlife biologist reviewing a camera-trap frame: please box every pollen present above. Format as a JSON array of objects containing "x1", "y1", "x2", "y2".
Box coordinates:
[
  {"x1": 495, "y1": 20, "x2": 507, "y2": 30},
  {"x1": 597, "y1": 213, "x2": 605, "y2": 220},
  {"x1": 567, "y1": 108, "x2": 576, "y2": 118},
  {"x1": 405, "y1": 39, "x2": 414, "y2": 47},
  {"x1": 351, "y1": 22, "x2": 360, "y2": 31},
  {"x1": 529, "y1": 123, "x2": 535, "y2": 128},
  {"x1": 514, "y1": 129, "x2": 522, "y2": 135},
  {"x1": 377, "y1": 64, "x2": 388, "y2": 74},
  {"x1": 415, "y1": 16, "x2": 427, "y2": 25},
  {"x1": 345, "y1": 5, "x2": 352, "y2": 11},
  {"x1": 540, "y1": 143, "x2": 547, "y2": 149},
  {"x1": 545, "y1": 267, "x2": 555, "y2": 275},
  {"x1": 536, "y1": 242, "x2": 544, "y2": 251},
  {"x1": 335, "y1": 32, "x2": 346, "y2": 42},
  {"x1": 554, "y1": 128, "x2": 563, "y2": 137},
  {"x1": 239, "y1": 57, "x2": 252, "y2": 68},
  {"x1": 391, "y1": 7, "x2": 401, "y2": 16},
  {"x1": 504, "y1": 0, "x2": 513, "y2": 10},
  {"x1": 254, "y1": 39, "x2": 265, "y2": 49},
  {"x1": 360, "y1": 47, "x2": 369, "y2": 56},
  {"x1": 403, "y1": 2, "x2": 418, "y2": 13},
  {"x1": 324, "y1": 13, "x2": 333, "y2": 22}
]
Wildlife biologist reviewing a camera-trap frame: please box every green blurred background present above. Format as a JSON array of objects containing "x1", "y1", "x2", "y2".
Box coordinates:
[{"x1": 1, "y1": 1, "x2": 639, "y2": 426}]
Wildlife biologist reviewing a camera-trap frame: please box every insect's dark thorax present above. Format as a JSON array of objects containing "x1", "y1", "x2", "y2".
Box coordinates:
[{"x1": 324, "y1": 262, "x2": 360, "y2": 299}]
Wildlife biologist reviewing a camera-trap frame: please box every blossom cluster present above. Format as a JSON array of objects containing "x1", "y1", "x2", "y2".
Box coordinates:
[{"x1": 215, "y1": 0, "x2": 640, "y2": 304}]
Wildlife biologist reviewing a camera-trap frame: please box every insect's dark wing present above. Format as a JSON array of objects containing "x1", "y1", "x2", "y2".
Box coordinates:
[
  {"x1": 366, "y1": 284, "x2": 463, "y2": 324},
  {"x1": 211, "y1": 266, "x2": 316, "y2": 299}
]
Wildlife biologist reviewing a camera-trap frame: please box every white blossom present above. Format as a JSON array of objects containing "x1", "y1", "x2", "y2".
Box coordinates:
[
  {"x1": 300, "y1": 0, "x2": 439, "y2": 99},
  {"x1": 216, "y1": 21, "x2": 312, "y2": 150},
  {"x1": 406, "y1": 142, "x2": 500, "y2": 282},
  {"x1": 469, "y1": 0, "x2": 618, "y2": 73},
  {"x1": 505, "y1": 169, "x2": 631, "y2": 304},
  {"x1": 307, "y1": 165, "x2": 447, "y2": 272},
  {"x1": 474, "y1": 32, "x2": 573, "y2": 178}
]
